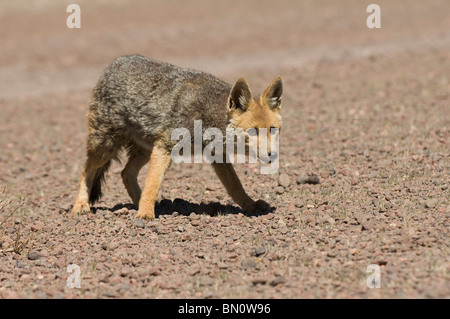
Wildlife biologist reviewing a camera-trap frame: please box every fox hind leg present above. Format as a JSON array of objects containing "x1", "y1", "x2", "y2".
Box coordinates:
[
  {"x1": 72, "y1": 130, "x2": 120, "y2": 215},
  {"x1": 121, "y1": 143, "x2": 151, "y2": 208},
  {"x1": 72, "y1": 155, "x2": 112, "y2": 215}
]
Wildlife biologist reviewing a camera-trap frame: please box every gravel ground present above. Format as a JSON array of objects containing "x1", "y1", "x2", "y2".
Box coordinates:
[{"x1": 0, "y1": 0, "x2": 449, "y2": 298}]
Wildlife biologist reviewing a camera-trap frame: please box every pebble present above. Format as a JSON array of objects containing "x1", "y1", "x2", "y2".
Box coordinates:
[
  {"x1": 120, "y1": 267, "x2": 132, "y2": 277},
  {"x1": 191, "y1": 220, "x2": 201, "y2": 227},
  {"x1": 254, "y1": 246, "x2": 266, "y2": 257},
  {"x1": 133, "y1": 218, "x2": 146, "y2": 228},
  {"x1": 107, "y1": 242, "x2": 120, "y2": 251},
  {"x1": 425, "y1": 199, "x2": 437, "y2": 209},
  {"x1": 30, "y1": 224, "x2": 42, "y2": 232},
  {"x1": 278, "y1": 173, "x2": 291, "y2": 188},
  {"x1": 320, "y1": 215, "x2": 335, "y2": 225},
  {"x1": 149, "y1": 267, "x2": 160, "y2": 276},
  {"x1": 217, "y1": 262, "x2": 228, "y2": 269},
  {"x1": 270, "y1": 276, "x2": 286, "y2": 286},
  {"x1": 241, "y1": 258, "x2": 257, "y2": 269},
  {"x1": 27, "y1": 251, "x2": 41, "y2": 260},
  {"x1": 96, "y1": 210, "x2": 107, "y2": 217},
  {"x1": 297, "y1": 175, "x2": 320, "y2": 185},
  {"x1": 117, "y1": 284, "x2": 132, "y2": 292},
  {"x1": 115, "y1": 207, "x2": 128, "y2": 216},
  {"x1": 189, "y1": 213, "x2": 200, "y2": 220},
  {"x1": 276, "y1": 186, "x2": 285, "y2": 195},
  {"x1": 327, "y1": 251, "x2": 337, "y2": 258},
  {"x1": 251, "y1": 277, "x2": 268, "y2": 285}
]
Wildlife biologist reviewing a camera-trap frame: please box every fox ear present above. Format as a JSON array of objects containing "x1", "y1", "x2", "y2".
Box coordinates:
[
  {"x1": 263, "y1": 76, "x2": 283, "y2": 109},
  {"x1": 229, "y1": 78, "x2": 252, "y2": 111}
]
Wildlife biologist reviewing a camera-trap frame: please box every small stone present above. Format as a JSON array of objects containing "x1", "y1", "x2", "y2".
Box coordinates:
[
  {"x1": 189, "y1": 267, "x2": 201, "y2": 276},
  {"x1": 30, "y1": 224, "x2": 42, "y2": 232},
  {"x1": 276, "y1": 186, "x2": 285, "y2": 195},
  {"x1": 189, "y1": 212, "x2": 200, "y2": 220},
  {"x1": 252, "y1": 277, "x2": 268, "y2": 285},
  {"x1": 254, "y1": 246, "x2": 266, "y2": 257},
  {"x1": 376, "y1": 259, "x2": 388, "y2": 266},
  {"x1": 107, "y1": 242, "x2": 120, "y2": 251},
  {"x1": 278, "y1": 173, "x2": 291, "y2": 188},
  {"x1": 133, "y1": 218, "x2": 145, "y2": 228},
  {"x1": 361, "y1": 221, "x2": 374, "y2": 231},
  {"x1": 191, "y1": 219, "x2": 201, "y2": 227},
  {"x1": 129, "y1": 230, "x2": 137, "y2": 237},
  {"x1": 120, "y1": 267, "x2": 132, "y2": 277},
  {"x1": 115, "y1": 207, "x2": 128, "y2": 215},
  {"x1": 297, "y1": 175, "x2": 320, "y2": 185},
  {"x1": 241, "y1": 258, "x2": 256, "y2": 269},
  {"x1": 425, "y1": 199, "x2": 437, "y2": 209},
  {"x1": 149, "y1": 267, "x2": 160, "y2": 276},
  {"x1": 217, "y1": 262, "x2": 228, "y2": 269},
  {"x1": 27, "y1": 251, "x2": 41, "y2": 260},
  {"x1": 117, "y1": 284, "x2": 132, "y2": 292},
  {"x1": 304, "y1": 216, "x2": 316, "y2": 225},
  {"x1": 320, "y1": 215, "x2": 335, "y2": 225},
  {"x1": 270, "y1": 276, "x2": 286, "y2": 286}
]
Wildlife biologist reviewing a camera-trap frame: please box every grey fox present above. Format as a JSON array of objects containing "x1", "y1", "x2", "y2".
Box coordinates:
[{"x1": 72, "y1": 54, "x2": 283, "y2": 220}]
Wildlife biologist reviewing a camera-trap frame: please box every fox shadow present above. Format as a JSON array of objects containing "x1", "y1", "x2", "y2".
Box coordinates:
[{"x1": 97, "y1": 198, "x2": 273, "y2": 218}]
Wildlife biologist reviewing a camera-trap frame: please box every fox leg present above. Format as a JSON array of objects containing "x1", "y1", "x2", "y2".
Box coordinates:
[
  {"x1": 212, "y1": 162, "x2": 270, "y2": 213},
  {"x1": 121, "y1": 144, "x2": 151, "y2": 207},
  {"x1": 135, "y1": 143, "x2": 172, "y2": 220},
  {"x1": 72, "y1": 156, "x2": 108, "y2": 215}
]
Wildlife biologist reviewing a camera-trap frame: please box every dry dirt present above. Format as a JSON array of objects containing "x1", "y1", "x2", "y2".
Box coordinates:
[{"x1": 0, "y1": 0, "x2": 449, "y2": 298}]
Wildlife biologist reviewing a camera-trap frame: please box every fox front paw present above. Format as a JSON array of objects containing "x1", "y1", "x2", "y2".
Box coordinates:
[
  {"x1": 71, "y1": 201, "x2": 91, "y2": 215},
  {"x1": 135, "y1": 208, "x2": 155, "y2": 220},
  {"x1": 242, "y1": 199, "x2": 270, "y2": 213}
]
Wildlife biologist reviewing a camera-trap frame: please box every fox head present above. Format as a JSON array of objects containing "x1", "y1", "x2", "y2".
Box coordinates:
[{"x1": 227, "y1": 76, "x2": 282, "y2": 163}]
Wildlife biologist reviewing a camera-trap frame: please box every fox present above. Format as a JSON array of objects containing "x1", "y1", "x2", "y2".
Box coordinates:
[{"x1": 71, "y1": 54, "x2": 283, "y2": 220}]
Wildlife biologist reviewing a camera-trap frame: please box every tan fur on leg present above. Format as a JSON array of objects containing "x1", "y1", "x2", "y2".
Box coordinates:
[{"x1": 135, "y1": 143, "x2": 172, "y2": 220}]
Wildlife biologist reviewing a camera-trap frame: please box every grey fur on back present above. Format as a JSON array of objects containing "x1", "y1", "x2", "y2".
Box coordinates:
[{"x1": 88, "y1": 54, "x2": 232, "y2": 152}]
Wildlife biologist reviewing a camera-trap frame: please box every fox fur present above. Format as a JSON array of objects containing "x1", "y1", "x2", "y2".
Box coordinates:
[{"x1": 72, "y1": 54, "x2": 282, "y2": 220}]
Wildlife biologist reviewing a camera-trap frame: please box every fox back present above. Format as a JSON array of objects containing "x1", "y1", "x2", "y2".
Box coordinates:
[{"x1": 88, "y1": 55, "x2": 232, "y2": 151}]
